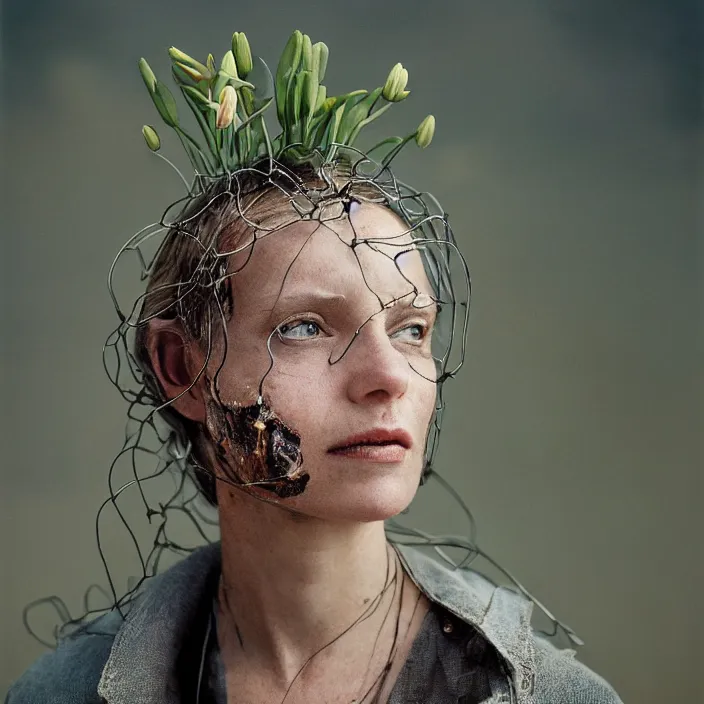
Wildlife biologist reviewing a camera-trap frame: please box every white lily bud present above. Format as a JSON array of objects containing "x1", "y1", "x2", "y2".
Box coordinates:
[
  {"x1": 382, "y1": 63, "x2": 409, "y2": 102},
  {"x1": 138, "y1": 58, "x2": 157, "y2": 93},
  {"x1": 232, "y1": 32, "x2": 253, "y2": 78},
  {"x1": 216, "y1": 85, "x2": 238, "y2": 129},
  {"x1": 142, "y1": 125, "x2": 161, "y2": 151},
  {"x1": 221, "y1": 50, "x2": 238, "y2": 78},
  {"x1": 415, "y1": 114, "x2": 435, "y2": 148}
]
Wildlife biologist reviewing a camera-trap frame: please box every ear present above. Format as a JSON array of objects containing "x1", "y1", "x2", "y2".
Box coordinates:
[{"x1": 144, "y1": 318, "x2": 207, "y2": 424}]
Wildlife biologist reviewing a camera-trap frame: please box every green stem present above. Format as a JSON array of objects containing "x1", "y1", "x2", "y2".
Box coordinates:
[
  {"x1": 347, "y1": 102, "x2": 392, "y2": 148},
  {"x1": 366, "y1": 136, "x2": 403, "y2": 156},
  {"x1": 380, "y1": 133, "x2": 414, "y2": 168},
  {"x1": 260, "y1": 115, "x2": 273, "y2": 161},
  {"x1": 174, "y1": 129, "x2": 210, "y2": 177},
  {"x1": 179, "y1": 88, "x2": 218, "y2": 171}
]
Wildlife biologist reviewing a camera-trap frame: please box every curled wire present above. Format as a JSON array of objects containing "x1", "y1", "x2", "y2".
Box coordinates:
[{"x1": 23, "y1": 141, "x2": 582, "y2": 681}]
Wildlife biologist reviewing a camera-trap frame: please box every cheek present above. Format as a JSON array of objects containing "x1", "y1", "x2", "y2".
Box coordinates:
[
  {"x1": 268, "y1": 368, "x2": 338, "y2": 435},
  {"x1": 418, "y1": 382, "x2": 438, "y2": 430}
]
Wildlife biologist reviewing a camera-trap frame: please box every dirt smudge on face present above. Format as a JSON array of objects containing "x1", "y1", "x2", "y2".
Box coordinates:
[{"x1": 206, "y1": 397, "x2": 309, "y2": 498}]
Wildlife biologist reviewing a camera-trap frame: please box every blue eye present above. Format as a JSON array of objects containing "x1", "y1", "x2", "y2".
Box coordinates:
[
  {"x1": 279, "y1": 320, "x2": 321, "y2": 340},
  {"x1": 392, "y1": 324, "x2": 427, "y2": 342}
]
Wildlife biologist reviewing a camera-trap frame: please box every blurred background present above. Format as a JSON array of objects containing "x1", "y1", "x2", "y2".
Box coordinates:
[{"x1": 1, "y1": 0, "x2": 701, "y2": 701}]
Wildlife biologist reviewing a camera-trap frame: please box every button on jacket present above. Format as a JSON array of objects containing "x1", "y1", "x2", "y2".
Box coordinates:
[{"x1": 6, "y1": 542, "x2": 623, "y2": 703}]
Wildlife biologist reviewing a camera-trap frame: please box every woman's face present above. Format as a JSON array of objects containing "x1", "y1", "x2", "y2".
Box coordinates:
[{"x1": 208, "y1": 199, "x2": 438, "y2": 523}]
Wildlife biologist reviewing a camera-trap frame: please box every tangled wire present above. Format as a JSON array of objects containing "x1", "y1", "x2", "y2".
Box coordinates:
[{"x1": 23, "y1": 144, "x2": 583, "y2": 671}]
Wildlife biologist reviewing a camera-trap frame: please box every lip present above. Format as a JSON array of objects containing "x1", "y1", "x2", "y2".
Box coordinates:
[{"x1": 328, "y1": 428, "x2": 413, "y2": 453}]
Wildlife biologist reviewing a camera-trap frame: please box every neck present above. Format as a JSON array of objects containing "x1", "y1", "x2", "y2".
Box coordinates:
[{"x1": 216, "y1": 488, "x2": 406, "y2": 687}]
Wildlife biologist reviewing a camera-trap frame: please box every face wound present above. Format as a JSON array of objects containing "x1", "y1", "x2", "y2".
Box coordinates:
[{"x1": 206, "y1": 396, "x2": 309, "y2": 499}]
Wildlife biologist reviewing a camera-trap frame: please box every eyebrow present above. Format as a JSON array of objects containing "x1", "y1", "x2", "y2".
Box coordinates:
[
  {"x1": 261, "y1": 290, "x2": 347, "y2": 322},
  {"x1": 260, "y1": 288, "x2": 438, "y2": 328},
  {"x1": 266, "y1": 290, "x2": 347, "y2": 309},
  {"x1": 385, "y1": 295, "x2": 440, "y2": 315}
]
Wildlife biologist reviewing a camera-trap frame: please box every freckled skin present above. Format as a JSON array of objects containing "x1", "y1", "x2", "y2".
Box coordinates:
[{"x1": 157, "y1": 198, "x2": 440, "y2": 523}]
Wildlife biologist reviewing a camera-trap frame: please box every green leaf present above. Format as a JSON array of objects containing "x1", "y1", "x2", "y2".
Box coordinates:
[
  {"x1": 275, "y1": 30, "x2": 303, "y2": 126},
  {"x1": 301, "y1": 33, "x2": 313, "y2": 71},
  {"x1": 303, "y1": 67, "x2": 319, "y2": 129},
  {"x1": 314, "y1": 84, "x2": 327, "y2": 113},
  {"x1": 248, "y1": 55, "x2": 274, "y2": 111},
  {"x1": 346, "y1": 102, "x2": 392, "y2": 146},
  {"x1": 272, "y1": 133, "x2": 284, "y2": 156},
  {"x1": 312, "y1": 42, "x2": 329, "y2": 83},
  {"x1": 181, "y1": 88, "x2": 218, "y2": 156},
  {"x1": 212, "y1": 70, "x2": 229, "y2": 103},
  {"x1": 234, "y1": 96, "x2": 274, "y2": 133},
  {"x1": 151, "y1": 80, "x2": 179, "y2": 127},
  {"x1": 276, "y1": 30, "x2": 302, "y2": 83},
  {"x1": 289, "y1": 70, "x2": 308, "y2": 134},
  {"x1": 307, "y1": 109, "x2": 333, "y2": 151},
  {"x1": 182, "y1": 85, "x2": 217, "y2": 110},
  {"x1": 326, "y1": 100, "x2": 347, "y2": 149},
  {"x1": 321, "y1": 89, "x2": 367, "y2": 117},
  {"x1": 240, "y1": 86, "x2": 255, "y2": 115},
  {"x1": 336, "y1": 87, "x2": 381, "y2": 144},
  {"x1": 213, "y1": 69, "x2": 255, "y2": 100}
]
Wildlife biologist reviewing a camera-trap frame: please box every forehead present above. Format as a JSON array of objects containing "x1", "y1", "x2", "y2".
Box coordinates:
[{"x1": 226, "y1": 200, "x2": 432, "y2": 310}]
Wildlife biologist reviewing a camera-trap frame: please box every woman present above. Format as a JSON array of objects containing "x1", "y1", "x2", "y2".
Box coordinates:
[{"x1": 7, "y1": 29, "x2": 623, "y2": 704}]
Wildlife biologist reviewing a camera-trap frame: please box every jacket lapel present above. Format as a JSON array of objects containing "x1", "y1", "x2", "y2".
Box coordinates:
[
  {"x1": 393, "y1": 543, "x2": 537, "y2": 703},
  {"x1": 97, "y1": 543, "x2": 221, "y2": 704},
  {"x1": 98, "y1": 541, "x2": 537, "y2": 704}
]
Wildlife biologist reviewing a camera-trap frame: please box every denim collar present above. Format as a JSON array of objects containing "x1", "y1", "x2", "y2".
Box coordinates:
[{"x1": 98, "y1": 541, "x2": 537, "y2": 703}]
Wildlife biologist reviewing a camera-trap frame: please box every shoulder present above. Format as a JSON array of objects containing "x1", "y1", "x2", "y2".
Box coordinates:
[
  {"x1": 5, "y1": 610, "x2": 123, "y2": 704},
  {"x1": 531, "y1": 632, "x2": 623, "y2": 704}
]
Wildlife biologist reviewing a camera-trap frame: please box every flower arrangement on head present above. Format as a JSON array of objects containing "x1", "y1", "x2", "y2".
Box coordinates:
[{"x1": 137, "y1": 29, "x2": 435, "y2": 179}]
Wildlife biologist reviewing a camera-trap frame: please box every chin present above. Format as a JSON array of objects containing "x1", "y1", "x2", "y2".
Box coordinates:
[{"x1": 287, "y1": 466, "x2": 422, "y2": 523}]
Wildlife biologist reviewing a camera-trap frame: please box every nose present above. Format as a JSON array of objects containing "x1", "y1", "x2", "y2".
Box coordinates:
[{"x1": 341, "y1": 320, "x2": 410, "y2": 405}]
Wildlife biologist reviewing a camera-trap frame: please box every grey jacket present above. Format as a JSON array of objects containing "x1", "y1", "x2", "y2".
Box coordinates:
[{"x1": 6, "y1": 542, "x2": 623, "y2": 703}]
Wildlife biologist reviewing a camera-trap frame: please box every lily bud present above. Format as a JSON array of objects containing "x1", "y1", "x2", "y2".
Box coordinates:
[
  {"x1": 142, "y1": 125, "x2": 161, "y2": 151},
  {"x1": 232, "y1": 32, "x2": 253, "y2": 78},
  {"x1": 415, "y1": 114, "x2": 435, "y2": 148},
  {"x1": 216, "y1": 85, "x2": 237, "y2": 129},
  {"x1": 168, "y1": 47, "x2": 199, "y2": 68},
  {"x1": 138, "y1": 58, "x2": 157, "y2": 93},
  {"x1": 220, "y1": 50, "x2": 238, "y2": 78},
  {"x1": 382, "y1": 63, "x2": 408, "y2": 102},
  {"x1": 168, "y1": 48, "x2": 212, "y2": 79},
  {"x1": 175, "y1": 61, "x2": 212, "y2": 83}
]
